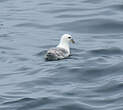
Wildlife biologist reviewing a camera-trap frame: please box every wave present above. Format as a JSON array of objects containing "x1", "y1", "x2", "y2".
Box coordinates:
[{"x1": 89, "y1": 47, "x2": 123, "y2": 55}]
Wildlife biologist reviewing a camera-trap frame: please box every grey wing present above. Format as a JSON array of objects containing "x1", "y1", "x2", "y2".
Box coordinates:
[
  {"x1": 55, "y1": 48, "x2": 69, "y2": 57},
  {"x1": 45, "y1": 48, "x2": 69, "y2": 60}
]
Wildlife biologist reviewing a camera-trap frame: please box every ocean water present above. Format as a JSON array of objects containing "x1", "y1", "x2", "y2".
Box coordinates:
[{"x1": 0, "y1": 0, "x2": 123, "y2": 110}]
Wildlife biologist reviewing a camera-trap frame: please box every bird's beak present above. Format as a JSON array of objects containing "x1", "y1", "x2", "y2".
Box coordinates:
[{"x1": 71, "y1": 39, "x2": 75, "y2": 44}]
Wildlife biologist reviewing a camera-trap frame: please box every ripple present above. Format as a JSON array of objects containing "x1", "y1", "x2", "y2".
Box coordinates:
[
  {"x1": 44, "y1": 8, "x2": 85, "y2": 13},
  {"x1": 95, "y1": 80, "x2": 123, "y2": 93},
  {"x1": 56, "y1": 10, "x2": 114, "y2": 18},
  {"x1": 0, "y1": 0, "x2": 9, "y2": 3},
  {"x1": 90, "y1": 47, "x2": 123, "y2": 55},
  {"x1": 14, "y1": 23, "x2": 51, "y2": 29},
  {"x1": 15, "y1": 66, "x2": 31, "y2": 72},
  {"x1": 60, "y1": 103, "x2": 92, "y2": 110},
  {"x1": 44, "y1": 6, "x2": 109, "y2": 14},
  {"x1": 15, "y1": 57, "x2": 29, "y2": 61},
  {"x1": 0, "y1": 46, "x2": 16, "y2": 50},
  {"x1": 3, "y1": 98, "x2": 36, "y2": 105},
  {"x1": 85, "y1": 61, "x2": 123, "y2": 75},
  {"x1": 83, "y1": 0, "x2": 103, "y2": 4},
  {"x1": 54, "y1": 18, "x2": 123, "y2": 34},
  {"x1": 0, "y1": 34, "x2": 10, "y2": 38},
  {"x1": 35, "y1": 50, "x2": 47, "y2": 57},
  {"x1": 39, "y1": 2, "x2": 52, "y2": 6},
  {"x1": 110, "y1": 4, "x2": 123, "y2": 11}
]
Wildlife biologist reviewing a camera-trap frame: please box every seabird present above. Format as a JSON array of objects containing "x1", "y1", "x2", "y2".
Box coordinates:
[{"x1": 45, "y1": 34, "x2": 75, "y2": 61}]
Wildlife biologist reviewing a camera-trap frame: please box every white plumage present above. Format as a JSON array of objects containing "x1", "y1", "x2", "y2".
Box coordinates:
[{"x1": 45, "y1": 34, "x2": 75, "y2": 61}]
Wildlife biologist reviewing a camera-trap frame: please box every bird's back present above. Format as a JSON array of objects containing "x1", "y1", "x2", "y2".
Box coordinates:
[{"x1": 45, "y1": 47, "x2": 69, "y2": 61}]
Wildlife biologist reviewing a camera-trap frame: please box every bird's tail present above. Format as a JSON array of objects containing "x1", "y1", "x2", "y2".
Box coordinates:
[{"x1": 45, "y1": 52, "x2": 56, "y2": 61}]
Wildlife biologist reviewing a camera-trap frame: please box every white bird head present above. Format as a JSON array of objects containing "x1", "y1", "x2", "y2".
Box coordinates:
[
  {"x1": 57, "y1": 34, "x2": 75, "y2": 54},
  {"x1": 60, "y1": 34, "x2": 75, "y2": 44}
]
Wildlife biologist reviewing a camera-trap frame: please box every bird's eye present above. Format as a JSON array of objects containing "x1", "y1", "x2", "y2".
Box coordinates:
[{"x1": 68, "y1": 37, "x2": 71, "y2": 39}]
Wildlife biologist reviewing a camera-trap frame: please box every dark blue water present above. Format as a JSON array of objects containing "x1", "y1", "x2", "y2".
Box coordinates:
[{"x1": 0, "y1": 0, "x2": 123, "y2": 110}]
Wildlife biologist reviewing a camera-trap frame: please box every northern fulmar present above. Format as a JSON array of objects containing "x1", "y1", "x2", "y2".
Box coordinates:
[{"x1": 45, "y1": 34, "x2": 75, "y2": 61}]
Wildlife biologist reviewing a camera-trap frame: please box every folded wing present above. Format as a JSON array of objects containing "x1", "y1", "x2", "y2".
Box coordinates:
[{"x1": 45, "y1": 47, "x2": 69, "y2": 61}]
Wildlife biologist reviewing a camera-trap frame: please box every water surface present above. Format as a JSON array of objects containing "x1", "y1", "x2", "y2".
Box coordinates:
[{"x1": 0, "y1": 0, "x2": 123, "y2": 110}]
